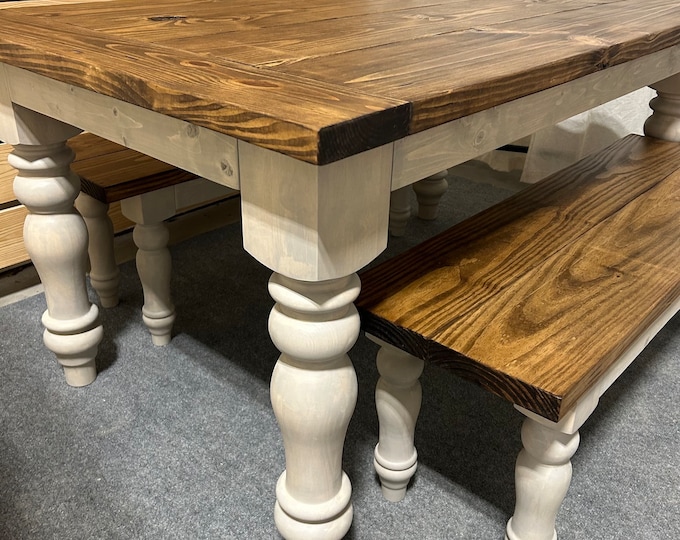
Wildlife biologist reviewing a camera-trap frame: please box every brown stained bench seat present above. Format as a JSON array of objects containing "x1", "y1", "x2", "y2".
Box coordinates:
[{"x1": 356, "y1": 134, "x2": 680, "y2": 540}]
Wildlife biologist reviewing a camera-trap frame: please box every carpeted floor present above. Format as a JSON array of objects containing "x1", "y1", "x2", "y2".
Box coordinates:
[{"x1": 1, "y1": 175, "x2": 678, "y2": 539}]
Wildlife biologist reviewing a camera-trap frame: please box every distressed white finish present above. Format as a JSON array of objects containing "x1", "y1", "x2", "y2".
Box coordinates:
[
  {"x1": 393, "y1": 45, "x2": 680, "y2": 189},
  {"x1": 1, "y1": 19, "x2": 679, "y2": 540},
  {"x1": 122, "y1": 188, "x2": 177, "y2": 346},
  {"x1": 505, "y1": 419, "x2": 579, "y2": 540},
  {"x1": 413, "y1": 170, "x2": 448, "y2": 220},
  {"x1": 6, "y1": 106, "x2": 102, "y2": 386},
  {"x1": 370, "y1": 338, "x2": 424, "y2": 503},
  {"x1": 645, "y1": 73, "x2": 680, "y2": 141},
  {"x1": 239, "y1": 140, "x2": 393, "y2": 282},
  {"x1": 75, "y1": 194, "x2": 120, "y2": 308},
  {"x1": 268, "y1": 273, "x2": 360, "y2": 540},
  {"x1": 4, "y1": 65, "x2": 240, "y2": 190}
]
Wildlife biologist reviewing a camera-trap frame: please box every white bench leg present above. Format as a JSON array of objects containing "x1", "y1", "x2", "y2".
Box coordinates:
[
  {"x1": 413, "y1": 170, "x2": 448, "y2": 220},
  {"x1": 389, "y1": 186, "x2": 412, "y2": 237},
  {"x1": 268, "y1": 273, "x2": 359, "y2": 540},
  {"x1": 370, "y1": 340, "x2": 424, "y2": 502},
  {"x1": 506, "y1": 415, "x2": 580, "y2": 540},
  {"x1": 645, "y1": 73, "x2": 680, "y2": 141},
  {"x1": 75, "y1": 193, "x2": 120, "y2": 308},
  {"x1": 11, "y1": 139, "x2": 103, "y2": 386},
  {"x1": 121, "y1": 188, "x2": 176, "y2": 346}
]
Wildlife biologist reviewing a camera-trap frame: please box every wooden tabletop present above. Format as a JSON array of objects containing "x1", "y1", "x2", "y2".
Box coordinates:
[{"x1": 0, "y1": 0, "x2": 678, "y2": 164}]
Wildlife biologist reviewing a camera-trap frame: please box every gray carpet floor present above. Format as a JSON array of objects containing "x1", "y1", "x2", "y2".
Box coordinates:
[{"x1": 1, "y1": 175, "x2": 678, "y2": 539}]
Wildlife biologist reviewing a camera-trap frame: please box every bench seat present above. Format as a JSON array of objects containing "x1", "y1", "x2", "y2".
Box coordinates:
[
  {"x1": 356, "y1": 134, "x2": 680, "y2": 539},
  {"x1": 359, "y1": 134, "x2": 680, "y2": 422}
]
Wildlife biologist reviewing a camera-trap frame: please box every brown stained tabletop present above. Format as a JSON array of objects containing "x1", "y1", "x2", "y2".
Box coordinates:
[{"x1": 0, "y1": 0, "x2": 678, "y2": 164}]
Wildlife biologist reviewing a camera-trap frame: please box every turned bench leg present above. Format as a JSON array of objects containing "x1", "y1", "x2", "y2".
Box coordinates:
[
  {"x1": 413, "y1": 170, "x2": 448, "y2": 220},
  {"x1": 370, "y1": 339, "x2": 424, "y2": 502},
  {"x1": 645, "y1": 73, "x2": 680, "y2": 141},
  {"x1": 121, "y1": 188, "x2": 176, "y2": 346},
  {"x1": 506, "y1": 413, "x2": 581, "y2": 540},
  {"x1": 75, "y1": 193, "x2": 121, "y2": 308},
  {"x1": 389, "y1": 187, "x2": 412, "y2": 237},
  {"x1": 389, "y1": 170, "x2": 449, "y2": 237}
]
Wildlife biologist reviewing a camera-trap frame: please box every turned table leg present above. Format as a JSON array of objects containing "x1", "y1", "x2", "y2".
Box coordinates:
[
  {"x1": 11, "y1": 141, "x2": 103, "y2": 386},
  {"x1": 371, "y1": 340, "x2": 424, "y2": 502},
  {"x1": 268, "y1": 273, "x2": 360, "y2": 540},
  {"x1": 75, "y1": 193, "x2": 121, "y2": 308}
]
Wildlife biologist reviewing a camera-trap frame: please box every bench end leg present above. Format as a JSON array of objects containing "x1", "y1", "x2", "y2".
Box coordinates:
[
  {"x1": 371, "y1": 341, "x2": 424, "y2": 502},
  {"x1": 506, "y1": 414, "x2": 580, "y2": 540}
]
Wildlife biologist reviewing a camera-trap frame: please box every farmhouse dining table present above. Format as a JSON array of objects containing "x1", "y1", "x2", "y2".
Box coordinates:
[{"x1": 1, "y1": 0, "x2": 679, "y2": 537}]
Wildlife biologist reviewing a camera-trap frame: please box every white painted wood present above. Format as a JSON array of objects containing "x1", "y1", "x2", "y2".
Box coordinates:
[
  {"x1": 505, "y1": 417, "x2": 580, "y2": 540},
  {"x1": 75, "y1": 193, "x2": 120, "y2": 308},
  {"x1": 268, "y1": 272, "x2": 359, "y2": 539},
  {"x1": 4, "y1": 65, "x2": 239, "y2": 189},
  {"x1": 645, "y1": 73, "x2": 680, "y2": 141},
  {"x1": 393, "y1": 45, "x2": 680, "y2": 189},
  {"x1": 413, "y1": 170, "x2": 448, "y2": 220},
  {"x1": 239, "y1": 141, "x2": 393, "y2": 281},
  {"x1": 122, "y1": 188, "x2": 177, "y2": 346},
  {"x1": 388, "y1": 186, "x2": 411, "y2": 237},
  {"x1": 369, "y1": 338, "x2": 424, "y2": 503},
  {"x1": 173, "y1": 178, "x2": 238, "y2": 211},
  {"x1": 9, "y1": 133, "x2": 102, "y2": 386}
]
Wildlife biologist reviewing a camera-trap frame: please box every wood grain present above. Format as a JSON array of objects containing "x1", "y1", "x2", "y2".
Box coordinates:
[
  {"x1": 358, "y1": 135, "x2": 680, "y2": 421},
  {"x1": 0, "y1": 0, "x2": 678, "y2": 163},
  {"x1": 71, "y1": 133, "x2": 199, "y2": 203}
]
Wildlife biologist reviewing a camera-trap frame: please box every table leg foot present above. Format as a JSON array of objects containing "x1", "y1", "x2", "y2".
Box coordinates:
[
  {"x1": 274, "y1": 473, "x2": 354, "y2": 540},
  {"x1": 268, "y1": 272, "x2": 360, "y2": 540}
]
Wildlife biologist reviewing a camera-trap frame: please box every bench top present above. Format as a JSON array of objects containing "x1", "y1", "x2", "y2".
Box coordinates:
[{"x1": 358, "y1": 134, "x2": 680, "y2": 421}]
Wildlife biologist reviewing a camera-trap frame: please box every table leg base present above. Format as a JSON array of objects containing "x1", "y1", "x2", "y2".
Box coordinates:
[
  {"x1": 274, "y1": 500, "x2": 353, "y2": 540},
  {"x1": 42, "y1": 322, "x2": 103, "y2": 387}
]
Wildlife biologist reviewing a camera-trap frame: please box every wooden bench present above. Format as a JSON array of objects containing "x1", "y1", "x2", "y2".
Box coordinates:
[
  {"x1": 1, "y1": 131, "x2": 201, "y2": 345},
  {"x1": 356, "y1": 134, "x2": 680, "y2": 540}
]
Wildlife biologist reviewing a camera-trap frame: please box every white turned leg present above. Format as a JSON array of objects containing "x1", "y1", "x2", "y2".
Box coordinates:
[
  {"x1": 75, "y1": 193, "x2": 120, "y2": 308},
  {"x1": 11, "y1": 142, "x2": 103, "y2": 386},
  {"x1": 132, "y1": 222, "x2": 175, "y2": 346},
  {"x1": 389, "y1": 186, "x2": 412, "y2": 237},
  {"x1": 371, "y1": 341, "x2": 424, "y2": 502},
  {"x1": 268, "y1": 273, "x2": 360, "y2": 540},
  {"x1": 413, "y1": 170, "x2": 448, "y2": 220},
  {"x1": 121, "y1": 188, "x2": 177, "y2": 346},
  {"x1": 645, "y1": 73, "x2": 680, "y2": 141},
  {"x1": 505, "y1": 416, "x2": 580, "y2": 540}
]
